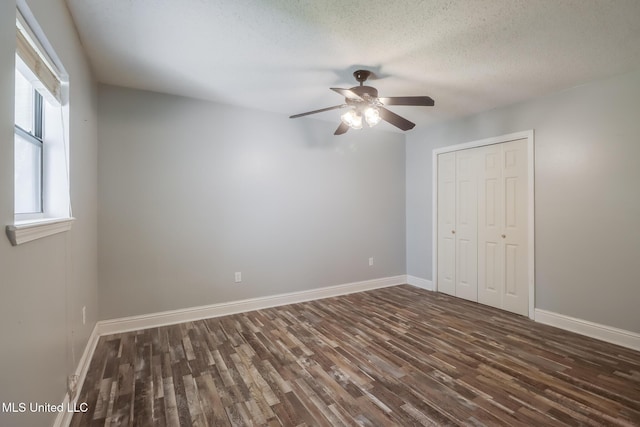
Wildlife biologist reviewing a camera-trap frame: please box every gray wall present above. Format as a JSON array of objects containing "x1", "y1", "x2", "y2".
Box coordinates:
[
  {"x1": 406, "y1": 69, "x2": 640, "y2": 333},
  {"x1": 0, "y1": 1, "x2": 98, "y2": 426},
  {"x1": 98, "y1": 85, "x2": 406, "y2": 320}
]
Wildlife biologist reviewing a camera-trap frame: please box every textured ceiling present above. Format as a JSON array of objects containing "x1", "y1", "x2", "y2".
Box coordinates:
[{"x1": 65, "y1": 0, "x2": 640, "y2": 130}]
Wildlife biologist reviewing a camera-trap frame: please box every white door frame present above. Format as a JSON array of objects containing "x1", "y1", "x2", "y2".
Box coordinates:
[{"x1": 432, "y1": 130, "x2": 536, "y2": 319}]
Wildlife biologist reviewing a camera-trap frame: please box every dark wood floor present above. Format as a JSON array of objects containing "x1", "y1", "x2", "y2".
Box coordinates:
[{"x1": 71, "y1": 285, "x2": 640, "y2": 426}]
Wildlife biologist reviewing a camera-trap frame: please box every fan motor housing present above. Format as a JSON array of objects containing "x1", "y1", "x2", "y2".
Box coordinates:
[{"x1": 346, "y1": 86, "x2": 378, "y2": 105}]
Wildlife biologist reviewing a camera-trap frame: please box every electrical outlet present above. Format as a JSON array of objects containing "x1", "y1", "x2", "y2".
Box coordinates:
[
  {"x1": 67, "y1": 374, "x2": 79, "y2": 397},
  {"x1": 369, "y1": 257, "x2": 374, "y2": 266},
  {"x1": 82, "y1": 306, "x2": 86, "y2": 325},
  {"x1": 234, "y1": 272, "x2": 242, "y2": 283}
]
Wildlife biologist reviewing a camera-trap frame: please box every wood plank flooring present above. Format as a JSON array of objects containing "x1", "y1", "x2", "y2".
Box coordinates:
[{"x1": 71, "y1": 285, "x2": 640, "y2": 426}]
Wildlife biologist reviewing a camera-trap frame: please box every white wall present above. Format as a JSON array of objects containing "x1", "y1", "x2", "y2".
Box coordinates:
[
  {"x1": 0, "y1": 1, "x2": 98, "y2": 426},
  {"x1": 98, "y1": 85, "x2": 406, "y2": 320},
  {"x1": 407, "y1": 69, "x2": 640, "y2": 333}
]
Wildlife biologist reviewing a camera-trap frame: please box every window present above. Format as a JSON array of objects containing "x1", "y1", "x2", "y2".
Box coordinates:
[
  {"x1": 6, "y1": 7, "x2": 73, "y2": 246},
  {"x1": 14, "y1": 67, "x2": 44, "y2": 216}
]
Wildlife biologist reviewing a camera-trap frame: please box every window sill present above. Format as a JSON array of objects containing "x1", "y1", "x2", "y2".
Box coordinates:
[{"x1": 6, "y1": 217, "x2": 75, "y2": 246}]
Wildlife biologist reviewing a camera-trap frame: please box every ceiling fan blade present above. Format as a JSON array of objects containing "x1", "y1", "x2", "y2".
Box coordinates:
[
  {"x1": 378, "y1": 107, "x2": 415, "y2": 131},
  {"x1": 289, "y1": 104, "x2": 347, "y2": 119},
  {"x1": 378, "y1": 96, "x2": 435, "y2": 106},
  {"x1": 330, "y1": 88, "x2": 363, "y2": 101},
  {"x1": 334, "y1": 122, "x2": 349, "y2": 135}
]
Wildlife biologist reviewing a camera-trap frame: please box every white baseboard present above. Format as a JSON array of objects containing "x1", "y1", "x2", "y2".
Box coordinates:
[
  {"x1": 53, "y1": 324, "x2": 100, "y2": 427},
  {"x1": 535, "y1": 309, "x2": 640, "y2": 352},
  {"x1": 406, "y1": 275, "x2": 434, "y2": 291},
  {"x1": 97, "y1": 275, "x2": 407, "y2": 336}
]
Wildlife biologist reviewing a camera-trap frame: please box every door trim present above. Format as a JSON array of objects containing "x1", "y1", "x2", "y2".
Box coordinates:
[{"x1": 432, "y1": 130, "x2": 535, "y2": 319}]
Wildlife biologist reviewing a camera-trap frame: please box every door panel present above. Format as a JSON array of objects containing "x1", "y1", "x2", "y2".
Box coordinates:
[
  {"x1": 501, "y1": 139, "x2": 529, "y2": 316},
  {"x1": 437, "y1": 152, "x2": 456, "y2": 296},
  {"x1": 505, "y1": 244, "x2": 518, "y2": 295},
  {"x1": 441, "y1": 238, "x2": 455, "y2": 284},
  {"x1": 478, "y1": 144, "x2": 503, "y2": 309},
  {"x1": 458, "y1": 238, "x2": 470, "y2": 284},
  {"x1": 505, "y1": 177, "x2": 518, "y2": 228},
  {"x1": 485, "y1": 178, "x2": 498, "y2": 227},
  {"x1": 455, "y1": 150, "x2": 478, "y2": 302},
  {"x1": 484, "y1": 242, "x2": 498, "y2": 291}
]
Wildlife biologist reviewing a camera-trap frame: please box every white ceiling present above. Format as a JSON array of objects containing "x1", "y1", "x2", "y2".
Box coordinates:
[{"x1": 65, "y1": 0, "x2": 640, "y2": 130}]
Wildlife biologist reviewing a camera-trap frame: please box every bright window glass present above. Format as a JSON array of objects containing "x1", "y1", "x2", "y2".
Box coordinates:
[
  {"x1": 14, "y1": 67, "x2": 43, "y2": 215},
  {"x1": 14, "y1": 131, "x2": 42, "y2": 213},
  {"x1": 14, "y1": 70, "x2": 34, "y2": 133}
]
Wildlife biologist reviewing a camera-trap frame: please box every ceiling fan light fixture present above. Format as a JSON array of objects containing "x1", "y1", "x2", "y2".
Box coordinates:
[
  {"x1": 364, "y1": 107, "x2": 381, "y2": 127},
  {"x1": 341, "y1": 109, "x2": 363, "y2": 129},
  {"x1": 289, "y1": 69, "x2": 434, "y2": 135}
]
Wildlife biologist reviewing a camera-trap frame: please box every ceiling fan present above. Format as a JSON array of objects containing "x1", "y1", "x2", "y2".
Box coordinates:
[{"x1": 289, "y1": 69, "x2": 435, "y2": 135}]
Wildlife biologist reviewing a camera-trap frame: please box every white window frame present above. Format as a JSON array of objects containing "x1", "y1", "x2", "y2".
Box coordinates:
[{"x1": 6, "y1": 3, "x2": 73, "y2": 246}]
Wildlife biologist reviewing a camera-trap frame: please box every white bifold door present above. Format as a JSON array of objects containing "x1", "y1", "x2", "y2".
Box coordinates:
[{"x1": 437, "y1": 139, "x2": 529, "y2": 316}]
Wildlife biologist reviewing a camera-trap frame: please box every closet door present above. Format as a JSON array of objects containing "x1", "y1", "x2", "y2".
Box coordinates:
[
  {"x1": 501, "y1": 139, "x2": 529, "y2": 316},
  {"x1": 478, "y1": 144, "x2": 504, "y2": 309},
  {"x1": 477, "y1": 139, "x2": 529, "y2": 316},
  {"x1": 454, "y1": 149, "x2": 478, "y2": 302},
  {"x1": 437, "y1": 152, "x2": 456, "y2": 296}
]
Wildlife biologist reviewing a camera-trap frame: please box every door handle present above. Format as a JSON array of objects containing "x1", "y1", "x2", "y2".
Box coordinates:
[
  {"x1": 451, "y1": 230, "x2": 456, "y2": 234},
  {"x1": 501, "y1": 234, "x2": 506, "y2": 239}
]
